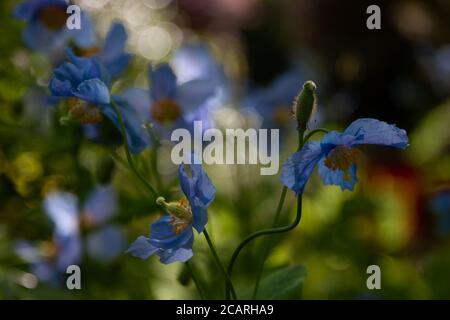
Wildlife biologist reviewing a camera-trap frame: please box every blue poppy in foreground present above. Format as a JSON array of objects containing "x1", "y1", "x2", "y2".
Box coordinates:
[
  {"x1": 14, "y1": 0, "x2": 96, "y2": 54},
  {"x1": 281, "y1": 118, "x2": 409, "y2": 194},
  {"x1": 49, "y1": 50, "x2": 149, "y2": 153},
  {"x1": 127, "y1": 164, "x2": 216, "y2": 264},
  {"x1": 122, "y1": 63, "x2": 224, "y2": 139}
]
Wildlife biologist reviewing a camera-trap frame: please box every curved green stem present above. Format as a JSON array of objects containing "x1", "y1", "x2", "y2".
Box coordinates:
[
  {"x1": 185, "y1": 261, "x2": 205, "y2": 300},
  {"x1": 225, "y1": 127, "x2": 307, "y2": 299},
  {"x1": 251, "y1": 186, "x2": 287, "y2": 298},
  {"x1": 303, "y1": 128, "x2": 329, "y2": 142},
  {"x1": 226, "y1": 195, "x2": 303, "y2": 299},
  {"x1": 111, "y1": 100, "x2": 158, "y2": 198},
  {"x1": 203, "y1": 229, "x2": 237, "y2": 300}
]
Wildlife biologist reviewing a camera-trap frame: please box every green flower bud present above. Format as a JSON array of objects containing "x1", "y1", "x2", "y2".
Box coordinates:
[{"x1": 293, "y1": 80, "x2": 317, "y2": 132}]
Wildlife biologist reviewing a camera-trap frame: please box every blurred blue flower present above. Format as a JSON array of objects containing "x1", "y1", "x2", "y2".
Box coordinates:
[
  {"x1": 122, "y1": 61, "x2": 225, "y2": 139},
  {"x1": 75, "y1": 22, "x2": 132, "y2": 79},
  {"x1": 45, "y1": 186, "x2": 125, "y2": 264},
  {"x1": 172, "y1": 43, "x2": 229, "y2": 87},
  {"x1": 127, "y1": 163, "x2": 216, "y2": 264},
  {"x1": 14, "y1": 0, "x2": 96, "y2": 54},
  {"x1": 244, "y1": 70, "x2": 304, "y2": 131},
  {"x1": 49, "y1": 49, "x2": 149, "y2": 153},
  {"x1": 15, "y1": 186, "x2": 124, "y2": 283},
  {"x1": 281, "y1": 118, "x2": 409, "y2": 194}
]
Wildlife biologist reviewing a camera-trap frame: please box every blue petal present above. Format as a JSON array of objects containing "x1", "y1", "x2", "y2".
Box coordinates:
[
  {"x1": 53, "y1": 59, "x2": 84, "y2": 87},
  {"x1": 13, "y1": 1, "x2": 37, "y2": 20},
  {"x1": 83, "y1": 185, "x2": 117, "y2": 225},
  {"x1": 120, "y1": 88, "x2": 152, "y2": 119},
  {"x1": 158, "y1": 247, "x2": 193, "y2": 264},
  {"x1": 190, "y1": 198, "x2": 209, "y2": 234},
  {"x1": 101, "y1": 97, "x2": 150, "y2": 153},
  {"x1": 149, "y1": 216, "x2": 194, "y2": 250},
  {"x1": 55, "y1": 233, "x2": 82, "y2": 271},
  {"x1": 43, "y1": 191, "x2": 79, "y2": 238},
  {"x1": 149, "y1": 64, "x2": 177, "y2": 101},
  {"x1": 171, "y1": 43, "x2": 228, "y2": 89},
  {"x1": 74, "y1": 79, "x2": 111, "y2": 105},
  {"x1": 13, "y1": 240, "x2": 41, "y2": 263},
  {"x1": 14, "y1": 0, "x2": 67, "y2": 21},
  {"x1": 126, "y1": 236, "x2": 158, "y2": 260},
  {"x1": 22, "y1": 20, "x2": 65, "y2": 52},
  {"x1": 49, "y1": 77, "x2": 73, "y2": 97},
  {"x1": 176, "y1": 79, "x2": 217, "y2": 113},
  {"x1": 179, "y1": 163, "x2": 216, "y2": 205},
  {"x1": 317, "y1": 157, "x2": 358, "y2": 191},
  {"x1": 343, "y1": 118, "x2": 409, "y2": 149},
  {"x1": 280, "y1": 141, "x2": 324, "y2": 195},
  {"x1": 86, "y1": 225, "x2": 126, "y2": 262},
  {"x1": 179, "y1": 163, "x2": 216, "y2": 233},
  {"x1": 320, "y1": 131, "x2": 362, "y2": 152},
  {"x1": 99, "y1": 22, "x2": 132, "y2": 78},
  {"x1": 244, "y1": 70, "x2": 303, "y2": 129},
  {"x1": 67, "y1": 12, "x2": 97, "y2": 49}
]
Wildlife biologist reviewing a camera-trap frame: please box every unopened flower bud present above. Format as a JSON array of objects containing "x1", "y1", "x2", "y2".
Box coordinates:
[{"x1": 293, "y1": 80, "x2": 317, "y2": 132}]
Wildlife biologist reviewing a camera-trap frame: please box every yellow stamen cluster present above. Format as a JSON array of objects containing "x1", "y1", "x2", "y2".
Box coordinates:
[
  {"x1": 324, "y1": 146, "x2": 361, "y2": 180},
  {"x1": 156, "y1": 197, "x2": 192, "y2": 235},
  {"x1": 68, "y1": 98, "x2": 103, "y2": 124}
]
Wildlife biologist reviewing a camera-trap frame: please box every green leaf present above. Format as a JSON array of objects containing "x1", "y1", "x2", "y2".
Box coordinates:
[{"x1": 255, "y1": 265, "x2": 307, "y2": 300}]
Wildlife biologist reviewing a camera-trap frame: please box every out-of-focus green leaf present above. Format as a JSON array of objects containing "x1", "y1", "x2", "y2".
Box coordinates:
[{"x1": 255, "y1": 265, "x2": 307, "y2": 300}]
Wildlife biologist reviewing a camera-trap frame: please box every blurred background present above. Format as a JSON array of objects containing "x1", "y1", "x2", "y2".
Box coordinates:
[{"x1": 0, "y1": 0, "x2": 449, "y2": 299}]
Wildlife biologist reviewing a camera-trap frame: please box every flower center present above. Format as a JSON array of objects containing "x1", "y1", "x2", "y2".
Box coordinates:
[
  {"x1": 324, "y1": 146, "x2": 361, "y2": 180},
  {"x1": 68, "y1": 98, "x2": 103, "y2": 124},
  {"x1": 38, "y1": 6, "x2": 67, "y2": 30},
  {"x1": 151, "y1": 99, "x2": 181, "y2": 124},
  {"x1": 272, "y1": 105, "x2": 293, "y2": 126},
  {"x1": 73, "y1": 46, "x2": 100, "y2": 57},
  {"x1": 166, "y1": 198, "x2": 192, "y2": 235}
]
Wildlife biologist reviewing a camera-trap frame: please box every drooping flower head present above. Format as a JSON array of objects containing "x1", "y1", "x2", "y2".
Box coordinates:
[
  {"x1": 14, "y1": 0, "x2": 96, "y2": 54},
  {"x1": 281, "y1": 118, "x2": 409, "y2": 194},
  {"x1": 49, "y1": 49, "x2": 149, "y2": 153},
  {"x1": 127, "y1": 163, "x2": 216, "y2": 264}
]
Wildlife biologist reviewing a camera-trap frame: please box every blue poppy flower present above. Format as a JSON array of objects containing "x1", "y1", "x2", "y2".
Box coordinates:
[
  {"x1": 122, "y1": 62, "x2": 225, "y2": 139},
  {"x1": 281, "y1": 118, "x2": 409, "y2": 194},
  {"x1": 127, "y1": 163, "x2": 216, "y2": 264},
  {"x1": 49, "y1": 49, "x2": 149, "y2": 153},
  {"x1": 14, "y1": 0, "x2": 96, "y2": 54}
]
